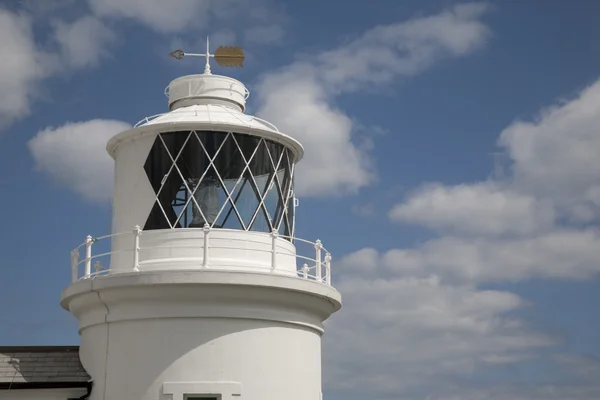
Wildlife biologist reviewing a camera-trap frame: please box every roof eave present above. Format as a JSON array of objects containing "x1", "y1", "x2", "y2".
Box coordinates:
[{"x1": 0, "y1": 381, "x2": 90, "y2": 390}]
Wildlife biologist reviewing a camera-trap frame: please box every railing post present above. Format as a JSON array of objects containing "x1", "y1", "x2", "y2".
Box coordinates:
[
  {"x1": 325, "y1": 253, "x2": 332, "y2": 285},
  {"x1": 70, "y1": 250, "x2": 79, "y2": 283},
  {"x1": 203, "y1": 224, "x2": 210, "y2": 268},
  {"x1": 271, "y1": 229, "x2": 278, "y2": 271},
  {"x1": 314, "y1": 240, "x2": 322, "y2": 282},
  {"x1": 302, "y1": 263, "x2": 309, "y2": 279},
  {"x1": 84, "y1": 235, "x2": 93, "y2": 279},
  {"x1": 132, "y1": 225, "x2": 141, "y2": 272}
]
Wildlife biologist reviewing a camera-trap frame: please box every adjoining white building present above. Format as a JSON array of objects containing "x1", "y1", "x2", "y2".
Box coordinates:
[{"x1": 0, "y1": 45, "x2": 342, "y2": 400}]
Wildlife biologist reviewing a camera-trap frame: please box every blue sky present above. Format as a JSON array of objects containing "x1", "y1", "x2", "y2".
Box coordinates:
[{"x1": 1, "y1": 0, "x2": 600, "y2": 399}]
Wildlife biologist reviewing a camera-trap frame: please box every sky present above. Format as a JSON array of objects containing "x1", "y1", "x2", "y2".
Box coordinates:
[{"x1": 1, "y1": 0, "x2": 600, "y2": 399}]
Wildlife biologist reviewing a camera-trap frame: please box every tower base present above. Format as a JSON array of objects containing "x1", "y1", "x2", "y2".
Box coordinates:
[{"x1": 61, "y1": 270, "x2": 341, "y2": 400}]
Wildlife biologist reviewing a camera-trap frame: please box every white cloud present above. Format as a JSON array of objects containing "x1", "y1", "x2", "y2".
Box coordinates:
[
  {"x1": 256, "y1": 3, "x2": 490, "y2": 196},
  {"x1": 337, "y1": 247, "x2": 379, "y2": 275},
  {"x1": 87, "y1": 0, "x2": 212, "y2": 34},
  {"x1": 87, "y1": 0, "x2": 287, "y2": 43},
  {"x1": 383, "y1": 229, "x2": 600, "y2": 283},
  {"x1": 0, "y1": 9, "x2": 47, "y2": 127},
  {"x1": 53, "y1": 15, "x2": 116, "y2": 69},
  {"x1": 256, "y1": 67, "x2": 374, "y2": 196},
  {"x1": 324, "y1": 272, "x2": 555, "y2": 396},
  {"x1": 20, "y1": 0, "x2": 78, "y2": 15},
  {"x1": 327, "y1": 237, "x2": 600, "y2": 397},
  {"x1": 10, "y1": 2, "x2": 490, "y2": 200},
  {"x1": 28, "y1": 120, "x2": 130, "y2": 203},
  {"x1": 427, "y1": 384, "x2": 600, "y2": 400},
  {"x1": 0, "y1": 9, "x2": 116, "y2": 128},
  {"x1": 386, "y1": 77, "x2": 600, "y2": 281},
  {"x1": 391, "y1": 77, "x2": 600, "y2": 235},
  {"x1": 317, "y1": 2, "x2": 490, "y2": 92},
  {"x1": 382, "y1": 74, "x2": 600, "y2": 291},
  {"x1": 340, "y1": 226, "x2": 600, "y2": 286},
  {"x1": 499, "y1": 79, "x2": 600, "y2": 222},
  {"x1": 328, "y1": 243, "x2": 600, "y2": 398},
  {"x1": 389, "y1": 182, "x2": 556, "y2": 236},
  {"x1": 0, "y1": 0, "x2": 284, "y2": 126},
  {"x1": 340, "y1": 72, "x2": 600, "y2": 398}
]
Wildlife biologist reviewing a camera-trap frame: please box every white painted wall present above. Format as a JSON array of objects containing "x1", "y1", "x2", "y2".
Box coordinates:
[
  {"x1": 100, "y1": 318, "x2": 321, "y2": 400},
  {"x1": 79, "y1": 324, "x2": 108, "y2": 400},
  {"x1": 167, "y1": 74, "x2": 247, "y2": 111},
  {"x1": 62, "y1": 271, "x2": 341, "y2": 400},
  {"x1": 111, "y1": 132, "x2": 156, "y2": 236},
  {"x1": 110, "y1": 229, "x2": 298, "y2": 276}
]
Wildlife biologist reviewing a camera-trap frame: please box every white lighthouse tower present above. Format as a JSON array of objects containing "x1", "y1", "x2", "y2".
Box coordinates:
[{"x1": 61, "y1": 42, "x2": 342, "y2": 400}]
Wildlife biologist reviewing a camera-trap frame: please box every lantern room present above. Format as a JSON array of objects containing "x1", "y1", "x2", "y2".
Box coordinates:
[{"x1": 103, "y1": 72, "x2": 305, "y2": 275}]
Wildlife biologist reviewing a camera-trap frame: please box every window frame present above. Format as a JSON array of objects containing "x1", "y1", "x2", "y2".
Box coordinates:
[
  {"x1": 143, "y1": 130, "x2": 295, "y2": 237},
  {"x1": 162, "y1": 381, "x2": 241, "y2": 400}
]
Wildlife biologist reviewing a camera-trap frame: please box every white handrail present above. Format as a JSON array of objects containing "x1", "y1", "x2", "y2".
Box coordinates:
[
  {"x1": 133, "y1": 109, "x2": 279, "y2": 132},
  {"x1": 134, "y1": 113, "x2": 166, "y2": 128},
  {"x1": 250, "y1": 116, "x2": 279, "y2": 132},
  {"x1": 70, "y1": 227, "x2": 332, "y2": 286}
]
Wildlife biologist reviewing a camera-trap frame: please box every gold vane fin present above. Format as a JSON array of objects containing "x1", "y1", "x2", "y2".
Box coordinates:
[{"x1": 214, "y1": 46, "x2": 245, "y2": 67}]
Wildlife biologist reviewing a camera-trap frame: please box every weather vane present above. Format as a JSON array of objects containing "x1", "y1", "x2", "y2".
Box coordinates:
[{"x1": 170, "y1": 37, "x2": 245, "y2": 74}]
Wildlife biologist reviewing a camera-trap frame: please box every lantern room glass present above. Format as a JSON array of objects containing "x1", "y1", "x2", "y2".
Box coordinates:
[{"x1": 143, "y1": 130, "x2": 295, "y2": 237}]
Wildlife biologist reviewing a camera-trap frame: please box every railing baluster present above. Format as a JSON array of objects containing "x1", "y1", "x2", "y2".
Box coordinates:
[
  {"x1": 84, "y1": 236, "x2": 93, "y2": 279},
  {"x1": 271, "y1": 230, "x2": 278, "y2": 271},
  {"x1": 315, "y1": 240, "x2": 322, "y2": 282},
  {"x1": 203, "y1": 224, "x2": 210, "y2": 268},
  {"x1": 325, "y1": 253, "x2": 332, "y2": 285},
  {"x1": 302, "y1": 264, "x2": 309, "y2": 279},
  {"x1": 132, "y1": 225, "x2": 141, "y2": 272}
]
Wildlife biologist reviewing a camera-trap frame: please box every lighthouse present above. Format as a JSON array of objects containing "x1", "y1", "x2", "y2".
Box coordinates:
[{"x1": 61, "y1": 42, "x2": 342, "y2": 400}]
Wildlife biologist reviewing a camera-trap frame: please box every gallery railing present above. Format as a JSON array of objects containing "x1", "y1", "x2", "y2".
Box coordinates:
[{"x1": 70, "y1": 226, "x2": 332, "y2": 286}]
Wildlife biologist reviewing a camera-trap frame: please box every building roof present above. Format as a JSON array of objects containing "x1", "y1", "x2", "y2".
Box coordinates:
[
  {"x1": 107, "y1": 103, "x2": 305, "y2": 163},
  {"x1": 0, "y1": 346, "x2": 90, "y2": 390},
  {"x1": 136, "y1": 104, "x2": 278, "y2": 132}
]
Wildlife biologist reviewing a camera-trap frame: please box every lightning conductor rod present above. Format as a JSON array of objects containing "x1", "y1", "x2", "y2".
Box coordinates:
[{"x1": 178, "y1": 37, "x2": 213, "y2": 74}]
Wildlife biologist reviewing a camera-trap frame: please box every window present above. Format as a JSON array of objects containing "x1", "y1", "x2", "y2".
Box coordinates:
[
  {"x1": 163, "y1": 381, "x2": 240, "y2": 400},
  {"x1": 144, "y1": 130, "x2": 295, "y2": 237},
  {"x1": 186, "y1": 397, "x2": 218, "y2": 400}
]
